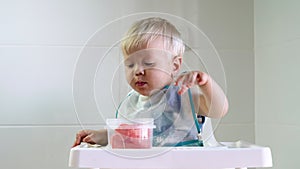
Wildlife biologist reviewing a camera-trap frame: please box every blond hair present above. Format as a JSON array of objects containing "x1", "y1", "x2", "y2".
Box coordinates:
[{"x1": 121, "y1": 17, "x2": 185, "y2": 56}]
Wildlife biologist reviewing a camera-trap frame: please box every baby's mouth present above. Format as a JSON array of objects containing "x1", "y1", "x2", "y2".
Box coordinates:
[{"x1": 135, "y1": 81, "x2": 147, "y2": 86}]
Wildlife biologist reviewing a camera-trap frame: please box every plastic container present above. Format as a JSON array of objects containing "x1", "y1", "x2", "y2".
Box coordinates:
[{"x1": 105, "y1": 118, "x2": 156, "y2": 149}]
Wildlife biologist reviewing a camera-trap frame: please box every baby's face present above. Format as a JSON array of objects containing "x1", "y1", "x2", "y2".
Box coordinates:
[{"x1": 124, "y1": 39, "x2": 179, "y2": 96}]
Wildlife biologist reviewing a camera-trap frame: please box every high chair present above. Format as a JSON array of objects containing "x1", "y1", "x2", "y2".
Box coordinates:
[{"x1": 69, "y1": 118, "x2": 272, "y2": 169}]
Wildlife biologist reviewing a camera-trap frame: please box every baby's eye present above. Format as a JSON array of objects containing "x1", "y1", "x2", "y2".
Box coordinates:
[
  {"x1": 126, "y1": 64, "x2": 134, "y2": 68},
  {"x1": 144, "y1": 62, "x2": 155, "y2": 67}
]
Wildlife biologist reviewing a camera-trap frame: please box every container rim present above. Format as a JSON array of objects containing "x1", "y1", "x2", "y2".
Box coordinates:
[
  {"x1": 105, "y1": 118, "x2": 156, "y2": 129},
  {"x1": 105, "y1": 124, "x2": 156, "y2": 129}
]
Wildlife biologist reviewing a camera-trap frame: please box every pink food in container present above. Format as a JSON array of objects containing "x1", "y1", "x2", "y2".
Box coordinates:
[{"x1": 106, "y1": 118, "x2": 156, "y2": 149}]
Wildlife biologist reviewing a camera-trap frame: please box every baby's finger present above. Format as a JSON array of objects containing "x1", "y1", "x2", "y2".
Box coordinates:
[
  {"x1": 72, "y1": 136, "x2": 81, "y2": 147},
  {"x1": 174, "y1": 74, "x2": 185, "y2": 86},
  {"x1": 178, "y1": 84, "x2": 189, "y2": 95},
  {"x1": 179, "y1": 72, "x2": 197, "y2": 87},
  {"x1": 187, "y1": 72, "x2": 199, "y2": 85},
  {"x1": 175, "y1": 71, "x2": 192, "y2": 85},
  {"x1": 72, "y1": 130, "x2": 88, "y2": 147},
  {"x1": 83, "y1": 135, "x2": 96, "y2": 144},
  {"x1": 72, "y1": 141, "x2": 78, "y2": 148},
  {"x1": 197, "y1": 72, "x2": 209, "y2": 86}
]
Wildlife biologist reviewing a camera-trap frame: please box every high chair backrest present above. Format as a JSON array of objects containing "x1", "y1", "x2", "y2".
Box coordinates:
[{"x1": 202, "y1": 118, "x2": 224, "y2": 147}]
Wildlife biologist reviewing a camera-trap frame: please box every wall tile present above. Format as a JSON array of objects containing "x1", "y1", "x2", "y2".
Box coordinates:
[
  {"x1": 255, "y1": 0, "x2": 300, "y2": 47},
  {"x1": 73, "y1": 46, "x2": 121, "y2": 124},
  {"x1": 0, "y1": 126, "x2": 102, "y2": 169},
  {"x1": 255, "y1": 124, "x2": 300, "y2": 169},
  {"x1": 0, "y1": 46, "x2": 120, "y2": 125},
  {"x1": 214, "y1": 123, "x2": 255, "y2": 143},
  {"x1": 255, "y1": 1, "x2": 300, "y2": 169},
  {"x1": 0, "y1": 0, "x2": 121, "y2": 46},
  {"x1": 216, "y1": 50, "x2": 254, "y2": 124},
  {"x1": 119, "y1": 0, "x2": 254, "y2": 50},
  {"x1": 255, "y1": 40, "x2": 300, "y2": 126}
]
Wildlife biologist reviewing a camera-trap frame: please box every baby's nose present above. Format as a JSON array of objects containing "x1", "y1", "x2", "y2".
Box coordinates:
[{"x1": 134, "y1": 65, "x2": 145, "y2": 75}]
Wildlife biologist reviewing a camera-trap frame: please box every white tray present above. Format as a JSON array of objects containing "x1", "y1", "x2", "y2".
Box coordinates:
[{"x1": 69, "y1": 141, "x2": 272, "y2": 169}]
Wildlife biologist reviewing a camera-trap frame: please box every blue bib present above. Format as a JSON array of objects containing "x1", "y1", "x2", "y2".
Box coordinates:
[{"x1": 116, "y1": 85, "x2": 204, "y2": 146}]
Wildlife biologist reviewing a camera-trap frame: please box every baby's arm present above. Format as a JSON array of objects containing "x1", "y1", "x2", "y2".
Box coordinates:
[
  {"x1": 175, "y1": 71, "x2": 228, "y2": 118},
  {"x1": 72, "y1": 129, "x2": 108, "y2": 147}
]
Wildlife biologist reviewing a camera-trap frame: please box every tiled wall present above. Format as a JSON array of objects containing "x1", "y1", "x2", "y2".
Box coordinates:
[
  {"x1": 254, "y1": 0, "x2": 300, "y2": 169},
  {"x1": 0, "y1": 0, "x2": 254, "y2": 169}
]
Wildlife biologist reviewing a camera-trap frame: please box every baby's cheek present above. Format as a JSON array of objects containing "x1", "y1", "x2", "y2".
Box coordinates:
[
  {"x1": 153, "y1": 67, "x2": 172, "y2": 76},
  {"x1": 125, "y1": 72, "x2": 133, "y2": 81}
]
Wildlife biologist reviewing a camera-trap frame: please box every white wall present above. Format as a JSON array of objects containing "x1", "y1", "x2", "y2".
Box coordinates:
[
  {"x1": 254, "y1": 0, "x2": 300, "y2": 169},
  {"x1": 0, "y1": 0, "x2": 254, "y2": 169}
]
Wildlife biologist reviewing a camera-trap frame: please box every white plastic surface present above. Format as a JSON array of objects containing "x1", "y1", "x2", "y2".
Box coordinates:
[
  {"x1": 69, "y1": 141, "x2": 272, "y2": 169},
  {"x1": 69, "y1": 119, "x2": 272, "y2": 169}
]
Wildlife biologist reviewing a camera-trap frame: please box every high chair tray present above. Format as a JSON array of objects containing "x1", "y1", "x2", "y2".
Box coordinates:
[{"x1": 69, "y1": 141, "x2": 272, "y2": 169}]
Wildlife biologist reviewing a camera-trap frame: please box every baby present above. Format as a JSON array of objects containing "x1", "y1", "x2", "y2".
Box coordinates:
[{"x1": 73, "y1": 17, "x2": 228, "y2": 147}]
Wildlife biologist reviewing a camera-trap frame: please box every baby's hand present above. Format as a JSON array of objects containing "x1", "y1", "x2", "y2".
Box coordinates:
[
  {"x1": 72, "y1": 129, "x2": 105, "y2": 147},
  {"x1": 174, "y1": 71, "x2": 210, "y2": 95}
]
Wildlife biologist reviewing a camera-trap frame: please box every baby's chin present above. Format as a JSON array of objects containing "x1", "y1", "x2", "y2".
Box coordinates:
[
  {"x1": 149, "y1": 88, "x2": 163, "y2": 95},
  {"x1": 139, "y1": 88, "x2": 165, "y2": 97}
]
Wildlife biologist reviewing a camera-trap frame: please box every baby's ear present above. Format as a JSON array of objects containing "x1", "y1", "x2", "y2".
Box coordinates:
[{"x1": 172, "y1": 56, "x2": 182, "y2": 73}]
